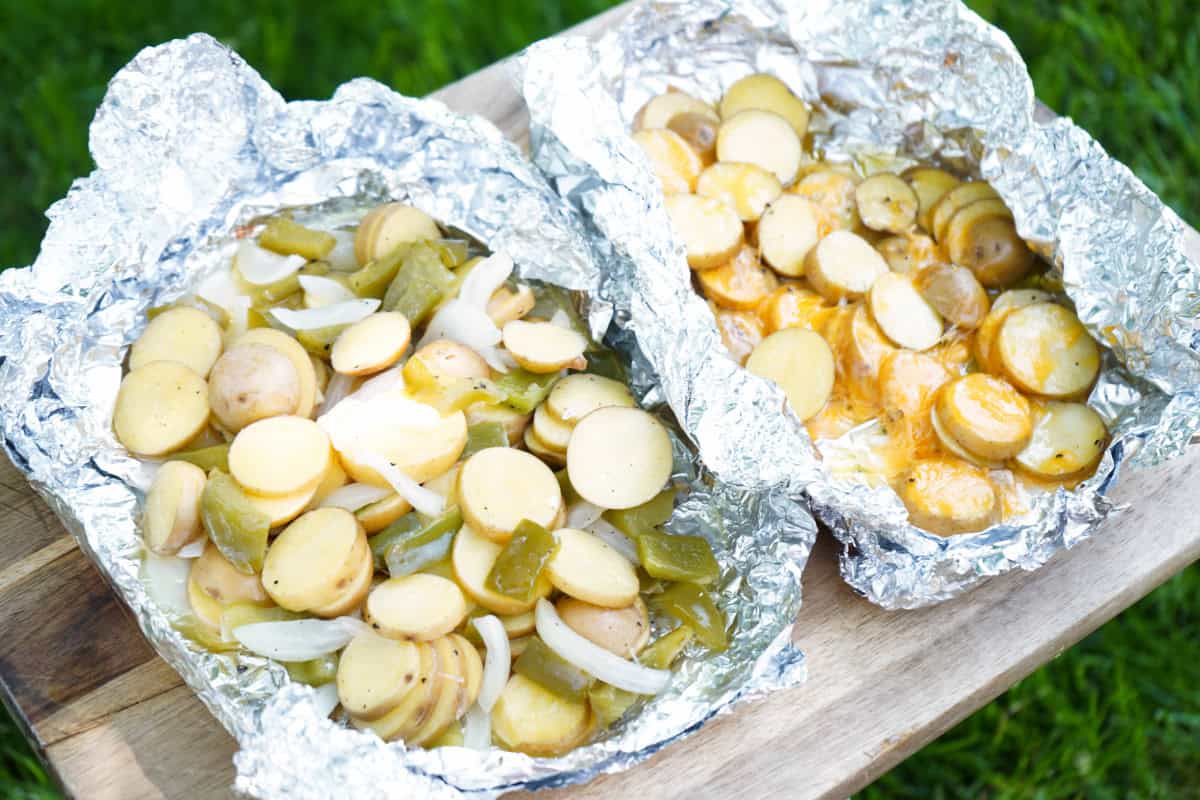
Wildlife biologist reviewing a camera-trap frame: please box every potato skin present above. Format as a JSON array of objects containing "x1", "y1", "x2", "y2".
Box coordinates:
[{"x1": 208, "y1": 343, "x2": 301, "y2": 432}]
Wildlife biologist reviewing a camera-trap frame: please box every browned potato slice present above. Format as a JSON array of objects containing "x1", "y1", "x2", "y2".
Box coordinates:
[
  {"x1": 716, "y1": 110, "x2": 802, "y2": 185},
  {"x1": 114, "y1": 361, "x2": 210, "y2": 457},
  {"x1": 973, "y1": 291, "x2": 1054, "y2": 375},
  {"x1": 556, "y1": 596, "x2": 649, "y2": 658},
  {"x1": 996, "y1": 303, "x2": 1100, "y2": 399},
  {"x1": 697, "y1": 245, "x2": 778, "y2": 310},
  {"x1": 756, "y1": 195, "x2": 821, "y2": 277},
  {"x1": 409, "y1": 636, "x2": 466, "y2": 746},
  {"x1": 330, "y1": 312, "x2": 411, "y2": 376},
  {"x1": 191, "y1": 542, "x2": 271, "y2": 606},
  {"x1": 914, "y1": 264, "x2": 990, "y2": 330},
  {"x1": 667, "y1": 112, "x2": 719, "y2": 163},
  {"x1": 452, "y1": 524, "x2": 549, "y2": 615},
  {"x1": 897, "y1": 458, "x2": 998, "y2": 536},
  {"x1": 450, "y1": 633, "x2": 483, "y2": 716},
  {"x1": 229, "y1": 416, "x2": 330, "y2": 497},
  {"x1": 831, "y1": 305, "x2": 896, "y2": 408},
  {"x1": 719, "y1": 73, "x2": 810, "y2": 138},
  {"x1": 143, "y1": 460, "x2": 207, "y2": 554},
  {"x1": 805, "y1": 230, "x2": 889, "y2": 302},
  {"x1": 337, "y1": 634, "x2": 423, "y2": 720},
  {"x1": 208, "y1": 344, "x2": 302, "y2": 433},
  {"x1": 868, "y1": 272, "x2": 944, "y2": 351},
  {"x1": 695, "y1": 162, "x2": 782, "y2": 222},
  {"x1": 943, "y1": 198, "x2": 1012, "y2": 262},
  {"x1": 633, "y1": 129, "x2": 704, "y2": 194},
  {"x1": 634, "y1": 90, "x2": 718, "y2": 131},
  {"x1": 486, "y1": 285, "x2": 536, "y2": 328},
  {"x1": 955, "y1": 215, "x2": 1036, "y2": 288},
  {"x1": 664, "y1": 193, "x2": 745, "y2": 270},
  {"x1": 855, "y1": 174, "x2": 919, "y2": 234},
  {"x1": 757, "y1": 284, "x2": 831, "y2": 335},
  {"x1": 789, "y1": 170, "x2": 861, "y2": 233},
  {"x1": 338, "y1": 410, "x2": 467, "y2": 487},
  {"x1": 502, "y1": 320, "x2": 588, "y2": 374},
  {"x1": 355, "y1": 492, "x2": 413, "y2": 533},
  {"x1": 712, "y1": 306, "x2": 764, "y2": 365},
  {"x1": 878, "y1": 351, "x2": 951, "y2": 421},
  {"x1": 465, "y1": 403, "x2": 530, "y2": 444},
  {"x1": 1013, "y1": 402, "x2": 1108, "y2": 481},
  {"x1": 187, "y1": 571, "x2": 225, "y2": 629},
  {"x1": 355, "y1": 203, "x2": 441, "y2": 266},
  {"x1": 546, "y1": 374, "x2": 635, "y2": 424},
  {"x1": 491, "y1": 673, "x2": 592, "y2": 757},
  {"x1": 364, "y1": 575, "x2": 468, "y2": 641},
  {"x1": 745, "y1": 329, "x2": 835, "y2": 422},
  {"x1": 261, "y1": 508, "x2": 365, "y2": 611},
  {"x1": 234, "y1": 328, "x2": 319, "y2": 419},
  {"x1": 532, "y1": 405, "x2": 573, "y2": 453},
  {"x1": 903, "y1": 167, "x2": 961, "y2": 233},
  {"x1": 307, "y1": 538, "x2": 373, "y2": 618},
  {"x1": 546, "y1": 528, "x2": 639, "y2": 608},
  {"x1": 930, "y1": 182, "x2": 1000, "y2": 243},
  {"x1": 130, "y1": 307, "x2": 223, "y2": 378},
  {"x1": 875, "y1": 234, "x2": 944, "y2": 275},
  {"x1": 352, "y1": 641, "x2": 438, "y2": 740},
  {"x1": 566, "y1": 407, "x2": 673, "y2": 510},
  {"x1": 934, "y1": 374, "x2": 1033, "y2": 462},
  {"x1": 459, "y1": 448, "x2": 563, "y2": 543},
  {"x1": 523, "y1": 425, "x2": 566, "y2": 467}
]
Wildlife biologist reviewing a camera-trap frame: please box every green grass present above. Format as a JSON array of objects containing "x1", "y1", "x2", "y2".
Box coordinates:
[{"x1": 0, "y1": 1, "x2": 1196, "y2": 798}]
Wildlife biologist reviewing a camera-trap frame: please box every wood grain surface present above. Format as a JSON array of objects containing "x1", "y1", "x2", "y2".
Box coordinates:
[{"x1": 1, "y1": 4, "x2": 1197, "y2": 799}]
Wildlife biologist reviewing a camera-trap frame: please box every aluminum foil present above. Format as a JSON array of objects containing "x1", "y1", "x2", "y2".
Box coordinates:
[
  {"x1": 519, "y1": 0, "x2": 1200, "y2": 609},
  {"x1": 0, "y1": 32, "x2": 814, "y2": 799}
]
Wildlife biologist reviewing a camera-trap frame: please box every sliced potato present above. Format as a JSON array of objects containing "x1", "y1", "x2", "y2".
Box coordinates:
[
  {"x1": 666, "y1": 112, "x2": 719, "y2": 164},
  {"x1": 228, "y1": 416, "x2": 330, "y2": 497},
  {"x1": 868, "y1": 272, "x2": 944, "y2": 351},
  {"x1": 309, "y1": 458, "x2": 348, "y2": 507},
  {"x1": 355, "y1": 492, "x2": 414, "y2": 533},
  {"x1": 310, "y1": 355, "x2": 330, "y2": 398},
  {"x1": 934, "y1": 374, "x2": 1033, "y2": 461},
  {"x1": 409, "y1": 636, "x2": 465, "y2": 746},
  {"x1": 546, "y1": 374, "x2": 635, "y2": 424},
  {"x1": 261, "y1": 507, "x2": 365, "y2": 611},
  {"x1": 805, "y1": 230, "x2": 889, "y2": 303},
  {"x1": 831, "y1": 305, "x2": 896, "y2": 408},
  {"x1": 114, "y1": 361, "x2": 211, "y2": 457},
  {"x1": 954, "y1": 215, "x2": 1036, "y2": 288},
  {"x1": 486, "y1": 285, "x2": 536, "y2": 329},
  {"x1": 556, "y1": 596, "x2": 649, "y2": 658},
  {"x1": 695, "y1": 161, "x2": 782, "y2": 222},
  {"x1": 878, "y1": 350, "x2": 951, "y2": 421},
  {"x1": 355, "y1": 203, "x2": 440, "y2": 266},
  {"x1": 664, "y1": 193, "x2": 745, "y2": 270},
  {"x1": 992, "y1": 289, "x2": 1054, "y2": 315},
  {"x1": 897, "y1": 458, "x2": 998, "y2": 536},
  {"x1": 943, "y1": 198, "x2": 1012, "y2": 262},
  {"x1": 719, "y1": 73, "x2": 810, "y2": 138},
  {"x1": 496, "y1": 611, "x2": 536, "y2": 639},
  {"x1": 337, "y1": 634, "x2": 423, "y2": 720},
  {"x1": 130, "y1": 307, "x2": 223, "y2": 378},
  {"x1": 929, "y1": 182, "x2": 1001, "y2": 243},
  {"x1": 789, "y1": 170, "x2": 861, "y2": 233},
  {"x1": 307, "y1": 538, "x2": 373, "y2": 618},
  {"x1": 502, "y1": 320, "x2": 588, "y2": 374},
  {"x1": 855, "y1": 174, "x2": 919, "y2": 234},
  {"x1": 913, "y1": 263, "x2": 989, "y2": 330},
  {"x1": 330, "y1": 312, "x2": 411, "y2": 376},
  {"x1": 756, "y1": 194, "x2": 821, "y2": 278},
  {"x1": 245, "y1": 481, "x2": 318, "y2": 528},
  {"x1": 634, "y1": 89, "x2": 719, "y2": 131},
  {"x1": 143, "y1": 460, "x2": 207, "y2": 554},
  {"x1": 491, "y1": 673, "x2": 592, "y2": 757},
  {"x1": 532, "y1": 405, "x2": 573, "y2": 453},
  {"x1": 633, "y1": 128, "x2": 704, "y2": 194},
  {"x1": 364, "y1": 575, "x2": 468, "y2": 641},
  {"x1": 422, "y1": 464, "x2": 461, "y2": 505},
  {"x1": 1013, "y1": 402, "x2": 1108, "y2": 481},
  {"x1": 452, "y1": 524, "x2": 548, "y2": 615},
  {"x1": 903, "y1": 167, "x2": 961, "y2": 233},
  {"x1": 697, "y1": 245, "x2": 778, "y2": 310},
  {"x1": 524, "y1": 425, "x2": 566, "y2": 467},
  {"x1": 450, "y1": 633, "x2": 483, "y2": 716},
  {"x1": 338, "y1": 410, "x2": 467, "y2": 487},
  {"x1": 566, "y1": 407, "x2": 673, "y2": 510},
  {"x1": 234, "y1": 328, "x2": 319, "y2": 419},
  {"x1": 352, "y1": 641, "x2": 438, "y2": 740},
  {"x1": 546, "y1": 528, "x2": 639, "y2": 608},
  {"x1": 208, "y1": 344, "x2": 302, "y2": 433},
  {"x1": 996, "y1": 303, "x2": 1100, "y2": 399},
  {"x1": 757, "y1": 284, "x2": 831, "y2": 335},
  {"x1": 187, "y1": 571, "x2": 226, "y2": 629},
  {"x1": 973, "y1": 291, "x2": 1053, "y2": 375},
  {"x1": 875, "y1": 234, "x2": 944, "y2": 275},
  {"x1": 458, "y1": 448, "x2": 563, "y2": 543},
  {"x1": 466, "y1": 403, "x2": 531, "y2": 444},
  {"x1": 191, "y1": 541, "x2": 271, "y2": 606},
  {"x1": 929, "y1": 403, "x2": 1003, "y2": 470},
  {"x1": 712, "y1": 306, "x2": 764, "y2": 365},
  {"x1": 716, "y1": 110, "x2": 802, "y2": 185},
  {"x1": 745, "y1": 328, "x2": 835, "y2": 422}
]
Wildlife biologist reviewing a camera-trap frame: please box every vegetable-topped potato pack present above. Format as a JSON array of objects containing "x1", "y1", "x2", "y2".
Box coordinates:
[
  {"x1": 118, "y1": 202, "x2": 727, "y2": 758},
  {"x1": 630, "y1": 73, "x2": 1114, "y2": 537}
]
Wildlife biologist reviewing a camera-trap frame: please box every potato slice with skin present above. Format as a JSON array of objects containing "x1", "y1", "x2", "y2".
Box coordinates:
[
  {"x1": 903, "y1": 167, "x2": 961, "y2": 233},
  {"x1": 633, "y1": 129, "x2": 704, "y2": 194},
  {"x1": 337, "y1": 634, "x2": 423, "y2": 720},
  {"x1": 546, "y1": 528, "x2": 639, "y2": 608},
  {"x1": 566, "y1": 407, "x2": 673, "y2": 510},
  {"x1": 532, "y1": 405, "x2": 573, "y2": 453},
  {"x1": 246, "y1": 481, "x2": 318, "y2": 528},
  {"x1": 338, "y1": 409, "x2": 468, "y2": 487},
  {"x1": 546, "y1": 374, "x2": 635, "y2": 424},
  {"x1": 805, "y1": 230, "x2": 889, "y2": 303},
  {"x1": 409, "y1": 637, "x2": 466, "y2": 746},
  {"x1": 262, "y1": 508, "x2": 365, "y2": 611},
  {"x1": 719, "y1": 73, "x2": 810, "y2": 138},
  {"x1": 935, "y1": 374, "x2": 1033, "y2": 461},
  {"x1": 869, "y1": 272, "x2": 944, "y2": 351},
  {"x1": 307, "y1": 538, "x2": 373, "y2": 618},
  {"x1": 879, "y1": 351, "x2": 951, "y2": 421},
  {"x1": 876, "y1": 234, "x2": 944, "y2": 275},
  {"x1": 993, "y1": 289, "x2": 1054, "y2": 315},
  {"x1": 898, "y1": 458, "x2": 998, "y2": 536},
  {"x1": 697, "y1": 245, "x2": 778, "y2": 310},
  {"x1": 143, "y1": 460, "x2": 207, "y2": 554},
  {"x1": 943, "y1": 198, "x2": 1013, "y2": 263},
  {"x1": 746, "y1": 329, "x2": 835, "y2": 422},
  {"x1": 502, "y1": 320, "x2": 588, "y2": 374},
  {"x1": 486, "y1": 285, "x2": 536, "y2": 329},
  {"x1": 208, "y1": 344, "x2": 302, "y2": 433},
  {"x1": 757, "y1": 284, "x2": 831, "y2": 335},
  {"x1": 452, "y1": 524, "x2": 549, "y2": 615},
  {"x1": 716, "y1": 110, "x2": 802, "y2": 185},
  {"x1": 352, "y1": 641, "x2": 438, "y2": 740},
  {"x1": 930, "y1": 403, "x2": 1004, "y2": 470},
  {"x1": 466, "y1": 403, "x2": 530, "y2": 444},
  {"x1": 458, "y1": 448, "x2": 562, "y2": 543},
  {"x1": 914, "y1": 264, "x2": 990, "y2": 330},
  {"x1": 696, "y1": 162, "x2": 782, "y2": 222},
  {"x1": 1014, "y1": 402, "x2": 1108, "y2": 481},
  {"x1": 450, "y1": 634, "x2": 483, "y2": 716},
  {"x1": 365, "y1": 575, "x2": 467, "y2": 641},
  {"x1": 954, "y1": 215, "x2": 1036, "y2": 288},
  {"x1": 831, "y1": 305, "x2": 895, "y2": 409},
  {"x1": 234, "y1": 328, "x2": 318, "y2": 419},
  {"x1": 355, "y1": 203, "x2": 440, "y2": 266},
  {"x1": 973, "y1": 291, "x2": 1053, "y2": 375},
  {"x1": 492, "y1": 673, "x2": 592, "y2": 757},
  {"x1": 789, "y1": 170, "x2": 861, "y2": 233},
  {"x1": 667, "y1": 113, "x2": 718, "y2": 164},
  {"x1": 331, "y1": 312, "x2": 411, "y2": 376},
  {"x1": 756, "y1": 194, "x2": 821, "y2": 277},
  {"x1": 114, "y1": 361, "x2": 210, "y2": 457},
  {"x1": 556, "y1": 596, "x2": 649, "y2": 658},
  {"x1": 130, "y1": 307, "x2": 223, "y2": 378},
  {"x1": 712, "y1": 307, "x2": 763, "y2": 365},
  {"x1": 524, "y1": 426, "x2": 566, "y2": 467},
  {"x1": 930, "y1": 182, "x2": 1000, "y2": 244},
  {"x1": 309, "y1": 459, "x2": 348, "y2": 507},
  {"x1": 664, "y1": 194, "x2": 745, "y2": 270},
  {"x1": 997, "y1": 303, "x2": 1101, "y2": 399},
  {"x1": 187, "y1": 572, "x2": 225, "y2": 629},
  {"x1": 229, "y1": 416, "x2": 330, "y2": 497},
  {"x1": 855, "y1": 174, "x2": 919, "y2": 234},
  {"x1": 634, "y1": 90, "x2": 719, "y2": 131},
  {"x1": 191, "y1": 542, "x2": 271, "y2": 606},
  {"x1": 355, "y1": 492, "x2": 413, "y2": 533}
]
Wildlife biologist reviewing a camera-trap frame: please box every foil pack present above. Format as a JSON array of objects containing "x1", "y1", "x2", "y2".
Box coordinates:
[
  {"x1": 0, "y1": 32, "x2": 814, "y2": 799},
  {"x1": 519, "y1": 0, "x2": 1200, "y2": 609}
]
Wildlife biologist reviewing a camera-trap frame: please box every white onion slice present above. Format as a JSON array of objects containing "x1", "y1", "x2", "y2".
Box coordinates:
[
  {"x1": 323, "y1": 230, "x2": 359, "y2": 272},
  {"x1": 309, "y1": 682, "x2": 341, "y2": 719},
  {"x1": 586, "y1": 518, "x2": 640, "y2": 565},
  {"x1": 299, "y1": 275, "x2": 356, "y2": 308},
  {"x1": 459, "y1": 253, "x2": 514, "y2": 309},
  {"x1": 232, "y1": 616, "x2": 365, "y2": 662},
  {"x1": 549, "y1": 308, "x2": 574, "y2": 330},
  {"x1": 352, "y1": 449, "x2": 445, "y2": 517},
  {"x1": 317, "y1": 371, "x2": 357, "y2": 416},
  {"x1": 141, "y1": 552, "x2": 192, "y2": 620},
  {"x1": 319, "y1": 483, "x2": 392, "y2": 512},
  {"x1": 270, "y1": 299, "x2": 380, "y2": 331},
  {"x1": 564, "y1": 500, "x2": 604, "y2": 530},
  {"x1": 176, "y1": 537, "x2": 208, "y2": 560},
  {"x1": 535, "y1": 599, "x2": 669, "y2": 695},
  {"x1": 234, "y1": 240, "x2": 306, "y2": 286},
  {"x1": 472, "y1": 615, "x2": 510, "y2": 712},
  {"x1": 462, "y1": 705, "x2": 492, "y2": 749},
  {"x1": 349, "y1": 365, "x2": 405, "y2": 403}
]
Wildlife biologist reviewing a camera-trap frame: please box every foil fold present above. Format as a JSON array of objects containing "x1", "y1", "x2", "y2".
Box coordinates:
[
  {"x1": 519, "y1": 0, "x2": 1200, "y2": 608},
  {"x1": 0, "y1": 31, "x2": 812, "y2": 799}
]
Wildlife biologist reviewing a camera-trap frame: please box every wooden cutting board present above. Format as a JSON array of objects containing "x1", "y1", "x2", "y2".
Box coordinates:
[{"x1": 2, "y1": 4, "x2": 1197, "y2": 799}]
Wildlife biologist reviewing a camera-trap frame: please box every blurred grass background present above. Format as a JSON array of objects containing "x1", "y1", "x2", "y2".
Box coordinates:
[{"x1": 0, "y1": 0, "x2": 1196, "y2": 797}]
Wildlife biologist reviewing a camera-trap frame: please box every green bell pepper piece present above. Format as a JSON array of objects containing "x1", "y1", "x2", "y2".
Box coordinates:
[
  {"x1": 259, "y1": 218, "x2": 336, "y2": 260},
  {"x1": 403, "y1": 357, "x2": 505, "y2": 414},
  {"x1": 171, "y1": 444, "x2": 230, "y2": 472},
  {"x1": 495, "y1": 368, "x2": 560, "y2": 414},
  {"x1": 604, "y1": 489, "x2": 675, "y2": 539},
  {"x1": 485, "y1": 520, "x2": 557, "y2": 602},
  {"x1": 430, "y1": 239, "x2": 471, "y2": 269},
  {"x1": 512, "y1": 637, "x2": 593, "y2": 701},
  {"x1": 285, "y1": 652, "x2": 340, "y2": 687},
  {"x1": 200, "y1": 470, "x2": 271, "y2": 575},
  {"x1": 386, "y1": 530, "x2": 455, "y2": 577},
  {"x1": 587, "y1": 683, "x2": 639, "y2": 728},
  {"x1": 248, "y1": 273, "x2": 302, "y2": 305},
  {"x1": 294, "y1": 325, "x2": 346, "y2": 358},
  {"x1": 172, "y1": 616, "x2": 240, "y2": 653},
  {"x1": 348, "y1": 243, "x2": 410, "y2": 299},
  {"x1": 638, "y1": 625, "x2": 694, "y2": 669},
  {"x1": 637, "y1": 531, "x2": 720, "y2": 586},
  {"x1": 651, "y1": 583, "x2": 727, "y2": 652},
  {"x1": 462, "y1": 421, "x2": 509, "y2": 459},
  {"x1": 382, "y1": 243, "x2": 457, "y2": 326},
  {"x1": 368, "y1": 506, "x2": 463, "y2": 572}
]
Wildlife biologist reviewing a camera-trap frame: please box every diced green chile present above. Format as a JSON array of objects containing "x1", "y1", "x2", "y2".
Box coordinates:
[
  {"x1": 382, "y1": 243, "x2": 457, "y2": 326},
  {"x1": 368, "y1": 506, "x2": 463, "y2": 572},
  {"x1": 259, "y1": 218, "x2": 336, "y2": 260},
  {"x1": 512, "y1": 637, "x2": 593, "y2": 700},
  {"x1": 385, "y1": 531, "x2": 454, "y2": 577},
  {"x1": 430, "y1": 238, "x2": 470, "y2": 269},
  {"x1": 604, "y1": 489, "x2": 676, "y2": 539},
  {"x1": 651, "y1": 583, "x2": 727, "y2": 652},
  {"x1": 495, "y1": 368, "x2": 560, "y2": 414},
  {"x1": 485, "y1": 520, "x2": 557, "y2": 602},
  {"x1": 462, "y1": 421, "x2": 509, "y2": 459},
  {"x1": 348, "y1": 244, "x2": 410, "y2": 299},
  {"x1": 638, "y1": 625, "x2": 694, "y2": 669},
  {"x1": 248, "y1": 273, "x2": 302, "y2": 305},
  {"x1": 637, "y1": 531, "x2": 720, "y2": 586},
  {"x1": 172, "y1": 444, "x2": 230, "y2": 472},
  {"x1": 200, "y1": 470, "x2": 271, "y2": 575},
  {"x1": 285, "y1": 652, "x2": 340, "y2": 686},
  {"x1": 588, "y1": 683, "x2": 638, "y2": 728}
]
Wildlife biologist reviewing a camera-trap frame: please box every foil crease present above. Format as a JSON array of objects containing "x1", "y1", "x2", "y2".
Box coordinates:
[
  {"x1": 519, "y1": 0, "x2": 1200, "y2": 608},
  {"x1": 0, "y1": 32, "x2": 812, "y2": 800}
]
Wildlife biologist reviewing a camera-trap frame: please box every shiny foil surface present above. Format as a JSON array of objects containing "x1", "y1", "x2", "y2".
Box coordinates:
[
  {"x1": 519, "y1": 0, "x2": 1200, "y2": 608},
  {"x1": 0, "y1": 32, "x2": 812, "y2": 799}
]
